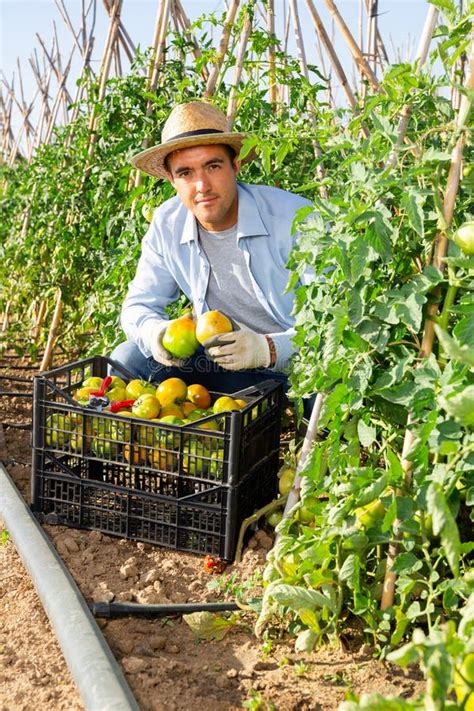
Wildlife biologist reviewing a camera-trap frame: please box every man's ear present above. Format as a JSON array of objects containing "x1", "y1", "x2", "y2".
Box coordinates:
[{"x1": 233, "y1": 158, "x2": 241, "y2": 175}]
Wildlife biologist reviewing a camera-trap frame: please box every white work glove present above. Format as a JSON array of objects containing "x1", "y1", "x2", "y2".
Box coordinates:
[
  {"x1": 204, "y1": 330, "x2": 271, "y2": 371},
  {"x1": 149, "y1": 320, "x2": 188, "y2": 367}
]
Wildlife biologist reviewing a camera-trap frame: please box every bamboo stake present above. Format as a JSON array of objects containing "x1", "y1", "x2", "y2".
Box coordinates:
[
  {"x1": 174, "y1": 0, "x2": 210, "y2": 81},
  {"x1": 227, "y1": 8, "x2": 253, "y2": 125},
  {"x1": 85, "y1": 0, "x2": 122, "y2": 168},
  {"x1": 102, "y1": 0, "x2": 136, "y2": 64},
  {"x1": 289, "y1": 0, "x2": 327, "y2": 196},
  {"x1": 367, "y1": 0, "x2": 378, "y2": 75},
  {"x1": 277, "y1": 394, "x2": 324, "y2": 542},
  {"x1": 1, "y1": 301, "x2": 11, "y2": 333},
  {"x1": 266, "y1": 0, "x2": 278, "y2": 111},
  {"x1": 381, "y1": 43, "x2": 474, "y2": 611},
  {"x1": 385, "y1": 6, "x2": 439, "y2": 170},
  {"x1": 364, "y1": 0, "x2": 389, "y2": 70},
  {"x1": 321, "y1": 0, "x2": 380, "y2": 91},
  {"x1": 43, "y1": 47, "x2": 75, "y2": 145},
  {"x1": 31, "y1": 300, "x2": 47, "y2": 342},
  {"x1": 204, "y1": 0, "x2": 240, "y2": 98},
  {"x1": 304, "y1": 0, "x2": 357, "y2": 110},
  {"x1": 128, "y1": 0, "x2": 171, "y2": 201},
  {"x1": 40, "y1": 289, "x2": 63, "y2": 372}
]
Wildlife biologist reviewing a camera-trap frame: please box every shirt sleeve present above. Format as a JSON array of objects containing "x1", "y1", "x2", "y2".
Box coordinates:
[{"x1": 120, "y1": 220, "x2": 180, "y2": 357}]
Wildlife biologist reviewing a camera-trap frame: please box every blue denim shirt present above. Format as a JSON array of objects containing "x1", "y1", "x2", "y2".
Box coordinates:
[{"x1": 121, "y1": 182, "x2": 313, "y2": 372}]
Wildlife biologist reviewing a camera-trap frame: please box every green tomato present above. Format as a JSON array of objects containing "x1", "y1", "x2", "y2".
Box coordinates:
[
  {"x1": 45, "y1": 413, "x2": 73, "y2": 447},
  {"x1": 453, "y1": 221, "x2": 474, "y2": 255},
  {"x1": 132, "y1": 394, "x2": 161, "y2": 420},
  {"x1": 182, "y1": 440, "x2": 209, "y2": 476},
  {"x1": 208, "y1": 448, "x2": 225, "y2": 480},
  {"x1": 297, "y1": 495, "x2": 319, "y2": 524},
  {"x1": 354, "y1": 498, "x2": 385, "y2": 529},
  {"x1": 81, "y1": 376, "x2": 103, "y2": 390},
  {"x1": 266, "y1": 510, "x2": 283, "y2": 528},
  {"x1": 278, "y1": 466, "x2": 295, "y2": 496}
]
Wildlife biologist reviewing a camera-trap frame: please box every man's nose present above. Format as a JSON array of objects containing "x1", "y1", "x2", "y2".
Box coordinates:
[{"x1": 195, "y1": 172, "x2": 211, "y2": 193}]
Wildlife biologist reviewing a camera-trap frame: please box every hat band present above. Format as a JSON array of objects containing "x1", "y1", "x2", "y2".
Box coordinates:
[{"x1": 167, "y1": 128, "x2": 224, "y2": 142}]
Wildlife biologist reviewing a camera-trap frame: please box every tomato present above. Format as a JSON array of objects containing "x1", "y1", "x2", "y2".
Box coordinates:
[
  {"x1": 125, "y1": 379, "x2": 156, "y2": 399},
  {"x1": 182, "y1": 441, "x2": 209, "y2": 475},
  {"x1": 45, "y1": 413, "x2": 73, "y2": 447},
  {"x1": 454, "y1": 653, "x2": 474, "y2": 710},
  {"x1": 109, "y1": 376, "x2": 127, "y2": 389},
  {"x1": 74, "y1": 386, "x2": 97, "y2": 400},
  {"x1": 266, "y1": 510, "x2": 283, "y2": 527},
  {"x1": 162, "y1": 316, "x2": 199, "y2": 358},
  {"x1": 142, "y1": 203, "x2": 155, "y2": 223},
  {"x1": 182, "y1": 400, "x2": 199, "y2": 416},
  {"x1": 81, "y1": 376, "x2": 103, "y2": 390},
  {"x1": 158, "y1": 403, "x2": 185, "y2": 419},
  {"x1": 234, "y1": 399, "x2": 248, "y2": 409},
  {"x1": 354, "y1": 498, "x2": 385, "y2": 529},
  {"x1": 209, "y1": 449, "x2": 225, "y2": 479},
  {"x1": 187, "y1": 383, "x2": 211, "y2": 410},
  {"x1": 105, "y1": 386, "x2": 127, "y2": 402},
  {"x1": 213, "y1": 396, "x2": 240, "y2": 413},
  {"x1": 195, "y1": 310, "x2": 233, "y2": 345},
  {"x1": 156, "y1": 377, "x2": 188, "y2": 406},
  {"x1": 132, "y1": 394, "x2": 161, "y2": 420},
  {"x1": 278, "y1": 466, "x2": 295, "y2": 496},
  {"x1": 297, "y1": 495, "x2": 319, "y2": 524},
  {"x1": 453, "y1": 221, "x2": 474, "y2": 255}
]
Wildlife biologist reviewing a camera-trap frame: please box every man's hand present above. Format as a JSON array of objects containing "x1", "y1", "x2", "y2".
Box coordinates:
[
  {"x1": 204, "y1": 330, "x2": 271, "y2": 371},
  {"x1": 149, "y1": 320, "x2": 188, "y2": 367}
]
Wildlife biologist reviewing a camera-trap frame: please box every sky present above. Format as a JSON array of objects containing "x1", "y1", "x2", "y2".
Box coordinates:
[{"x1": 1, "y1": 0, "x2": 434, "y2": 148}]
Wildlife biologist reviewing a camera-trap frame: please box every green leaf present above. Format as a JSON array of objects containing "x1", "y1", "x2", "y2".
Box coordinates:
[
  {"x1": 365, "y1": 215, "x2": 392, "y2": 262},
  {"x1": 439, "y1": 385, "x2": 474, "y2": 427},
  {"x1": 339, "y1": 553, "x2": 360, "y2": 591},
  {"x1": 268, "y1": 583, "x2": 336, "y2": 613},
  {"x1": 294, "y1": 628, "x2": 318, "y2": 653},
  {"x1": 435, "y1": 325, "x2": 474, "y2": 367},
  {"x1": 357, "y1": 419, "x2": 376, "y2": 447},
  {"x1": 426, "y1": 482, "x2": 461, "y2": 576},
  {"x1": 401, "y1": 191, "x2": 425, "y2": 238},
  {"x1": 391, "y1": 552, "x2": 423, "y2": 575},
  {"x1": 183, "y1": 611, "x2": 237, "y2": 640}
]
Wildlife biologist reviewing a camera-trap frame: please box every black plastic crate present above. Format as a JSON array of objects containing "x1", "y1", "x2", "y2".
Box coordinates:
[{"x1": 31, "y1": 356, "x2": 283, "y2": 560}]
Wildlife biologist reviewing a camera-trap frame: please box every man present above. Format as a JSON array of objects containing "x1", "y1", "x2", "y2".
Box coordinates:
[{"x1": 111, "y1": 100, "x2": 313, "y2": 405}]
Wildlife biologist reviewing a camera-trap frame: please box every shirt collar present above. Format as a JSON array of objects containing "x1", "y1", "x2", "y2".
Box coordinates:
[{"x1": 180, "y1": 183, "x2": 269, "y2": 244}]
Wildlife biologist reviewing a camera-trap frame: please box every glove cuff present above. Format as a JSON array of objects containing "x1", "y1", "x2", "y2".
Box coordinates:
[{"x1": 264, "y1": 336, "x2": 277, "y2": 368}]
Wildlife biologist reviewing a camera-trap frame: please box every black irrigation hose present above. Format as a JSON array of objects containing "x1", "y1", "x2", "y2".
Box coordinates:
[{"x1": 90, "y1": 600, "x2": 241, "y2": 618}]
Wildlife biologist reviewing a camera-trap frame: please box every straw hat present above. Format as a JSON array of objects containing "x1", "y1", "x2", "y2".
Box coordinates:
[{"x1": 131, "y1": 101, "x2": 250, "y2": 179}]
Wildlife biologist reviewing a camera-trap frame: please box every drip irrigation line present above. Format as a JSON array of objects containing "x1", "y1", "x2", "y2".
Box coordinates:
[
  {"x1": 90, "y1": 600, "x2": 241, "y2": 618},
  {"x1": 0, "y1": 464, "x2": 140, "y2": 711}
]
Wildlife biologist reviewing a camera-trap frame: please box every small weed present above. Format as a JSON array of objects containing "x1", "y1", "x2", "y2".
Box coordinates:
[
  {"x1": 0, "y1": 530, "x2": 10, "y2": 545},
  {"x1": 293, "y1": 662, "x2": 310, "y2": 677},
  {"x1": 206, "y1": 570, "x2": 262, "y2": 598},
  {"x1": 323, "y1": 671, "x2": 351, "y2": 686},
  {"x1": 259, "y1": 637, "x2": 273, "y2": 660},
  {"x1": 242, "y1": 689, "x2": 276, "y2": 711}
]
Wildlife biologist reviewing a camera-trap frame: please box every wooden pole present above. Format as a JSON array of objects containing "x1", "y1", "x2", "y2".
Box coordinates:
[
  {"x1": 385, "y1": 6, "x2": 439, "y2": 169},
  {"x1": 204, "y1": 0, "x2": 240, "y2": 98},
  {"x1": 321, "y1": 0, "x2": 380, "y2": 91},
  {"x1": 381, "y1": 42, "x2": 474, "y2": 611},
  {"x1": 85, "y1": 0, "x2": 122, "y2": 168},
  {"x1": 227, "y1": 8, "x2": 253, "y2": 125},
  {"x1": 289, "y1": 0, "x2": 327, "y2": 195},
  {"x1": 40, "y1": 289, "x2": 63, "y2": 372},
  {"x1": 266, "y1": 0, "x2": 278, "y2": 111},
  {"x1": 304, "y1": 0, "x2": 357, "y2": 110}
]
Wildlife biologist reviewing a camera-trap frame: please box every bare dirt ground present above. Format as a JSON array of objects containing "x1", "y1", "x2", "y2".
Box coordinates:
[{"x1": 0, "y1": 358, "x2": 425, "y2": 710}]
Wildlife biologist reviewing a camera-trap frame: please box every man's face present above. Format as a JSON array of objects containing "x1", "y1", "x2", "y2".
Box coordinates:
[{"x1": 166, "y1": 144, "x2": 240, "y2": 231}]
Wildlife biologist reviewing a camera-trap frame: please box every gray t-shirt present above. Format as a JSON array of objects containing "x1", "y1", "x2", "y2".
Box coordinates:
[{"x1": 198, "y1": 223, "x2": 281, "y2": 334}]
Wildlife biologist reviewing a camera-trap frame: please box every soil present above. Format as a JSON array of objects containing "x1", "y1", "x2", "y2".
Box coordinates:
[{"x1": 0, "y1": 357, "x2": 425, "y2": 711}]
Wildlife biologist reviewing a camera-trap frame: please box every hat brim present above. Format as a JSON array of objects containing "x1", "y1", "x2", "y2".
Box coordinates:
[{"x1": 131, "y1": 132, "x2": 252, "y2": 179}]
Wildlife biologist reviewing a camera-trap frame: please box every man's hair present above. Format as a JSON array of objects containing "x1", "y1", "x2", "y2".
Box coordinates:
[{"x1": 164, "y1": 143, "x2": 237, "y2": 175}]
